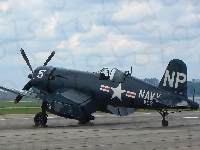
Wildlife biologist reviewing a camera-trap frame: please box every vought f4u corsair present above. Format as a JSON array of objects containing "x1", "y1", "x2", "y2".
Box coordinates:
[{"x1": 0, "y1": 49, "x2": 199, "y2": 127}]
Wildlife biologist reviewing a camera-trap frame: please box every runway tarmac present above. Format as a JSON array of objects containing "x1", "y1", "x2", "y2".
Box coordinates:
[{"x1": 0, "y1": 111, "x2": 200, "y2": 150}]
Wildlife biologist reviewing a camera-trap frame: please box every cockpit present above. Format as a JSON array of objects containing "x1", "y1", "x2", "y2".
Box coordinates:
[
  {"x1": 93, "y1": 67, "x2": 110, "y2": 80},
  {"x1": 94, "y1": 67, "x2": 132, "y2": 82}
]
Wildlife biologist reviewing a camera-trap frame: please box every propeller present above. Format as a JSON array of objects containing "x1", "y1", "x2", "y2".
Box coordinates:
[
  {"x1": 14, "y1": 48, "x2": 55, "y2": 104},
  {"x1": 14, "y1": 81, "x2": 33, "y2": 104},
  {"x1": 20, "y1": 48, "x2": 33, "y2": 73},
  {"x1": 44, "y1": 51, "x2": 55, "y2": 66}
]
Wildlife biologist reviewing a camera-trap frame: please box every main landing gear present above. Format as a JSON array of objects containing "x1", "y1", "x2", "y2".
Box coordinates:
[
  {"x1": 157, "y1": 109, "x2": 169, "y2": 127},
  {"x1": 34, "y1": 101, "x2": 48, "y2": 127},
  {"x1": 78, "y1": 119, "x2": 91, "y2": 124},
  {"x1": 77, "y1": 115, "x2": 95, "y2": 125},
  {"x1": 34, "y1": 112, "x2": 48, "y2": 127}
]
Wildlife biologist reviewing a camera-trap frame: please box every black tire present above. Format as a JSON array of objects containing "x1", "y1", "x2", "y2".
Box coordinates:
[
  {"x1": 162, "y1": 120, "x2": 169, "y2": 126},
  {"x1": 78, "y1": 119, "x2": 90, "y2": 124},
  {"x1": 34, "y1": 112, "x2": 47, "y2": 126}
]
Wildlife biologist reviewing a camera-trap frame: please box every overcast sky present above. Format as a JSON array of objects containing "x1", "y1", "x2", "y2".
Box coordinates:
[{"x1": 0, "y1": 0, "x2": 200, "y2": 89}]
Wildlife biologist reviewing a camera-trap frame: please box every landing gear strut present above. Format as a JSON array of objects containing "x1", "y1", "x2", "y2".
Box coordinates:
[{"x1": 157, "y1": 109, "x2": 169, "y2": 126}]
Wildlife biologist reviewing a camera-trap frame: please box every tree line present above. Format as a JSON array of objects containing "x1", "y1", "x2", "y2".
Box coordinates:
[{"x1": 143, "y1": 78, "x2": 200, "y2": 97}]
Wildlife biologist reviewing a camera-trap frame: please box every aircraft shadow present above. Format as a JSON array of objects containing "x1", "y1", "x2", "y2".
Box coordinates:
[{"x1": 0, "y1": 119, "x2": 199, "y2": 131}]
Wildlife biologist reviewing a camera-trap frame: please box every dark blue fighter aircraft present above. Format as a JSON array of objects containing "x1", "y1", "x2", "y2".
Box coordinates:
[{"x1": 0, "y1": 49, "x2": 199, "y2": 127}]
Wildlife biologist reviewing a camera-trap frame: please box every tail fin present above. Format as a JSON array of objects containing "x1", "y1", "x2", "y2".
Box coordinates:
[{"x1": 158, "y1": 59, "x2": 187, "y2": 97}]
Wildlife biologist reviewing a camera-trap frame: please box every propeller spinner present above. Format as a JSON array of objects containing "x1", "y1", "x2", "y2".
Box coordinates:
[{"x1": 14, "y1": 48, "x2": 55, "y2": 104}]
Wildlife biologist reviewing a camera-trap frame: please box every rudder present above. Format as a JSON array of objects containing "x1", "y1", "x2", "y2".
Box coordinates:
[{"x1": 158, "y1": 59, "x2": 187, "y2": 97}]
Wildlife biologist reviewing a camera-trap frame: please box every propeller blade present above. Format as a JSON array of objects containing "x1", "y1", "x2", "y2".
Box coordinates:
[
  {"x1": 20, "y1": 48, "x2": 33, "y2": 73},
  {"x1": 43, "y1": 51, "x2": 55, "y2": 66},
  {"x1": 14, "y1": 81, "x2": 33, "y2": 104}
]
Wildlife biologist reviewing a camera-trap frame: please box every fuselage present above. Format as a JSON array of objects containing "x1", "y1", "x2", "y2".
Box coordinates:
[{"x1": 30, "y1": 66, "x2": 199, "y2": 110}]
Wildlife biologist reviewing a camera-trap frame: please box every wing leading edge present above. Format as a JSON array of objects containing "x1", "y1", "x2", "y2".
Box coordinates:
[{"x1": 0, "y1": 86, "x2": 44, "y2": 100}]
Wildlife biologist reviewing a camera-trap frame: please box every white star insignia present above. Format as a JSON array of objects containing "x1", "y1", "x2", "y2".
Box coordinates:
[{"x1": 111, "y1": 83, "x2": 126, "y2": 101}]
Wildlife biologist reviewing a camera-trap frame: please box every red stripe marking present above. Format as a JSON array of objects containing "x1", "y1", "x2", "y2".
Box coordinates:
[
  {"x1": 101, "y1": 87, "x2": 110, "y2": 91},
  {"x1": 126, "y1": 91, "x2": 136, "y2": 97},
  {"x1": 127, "y1": 93, "x2": 136, "y2": 96}
]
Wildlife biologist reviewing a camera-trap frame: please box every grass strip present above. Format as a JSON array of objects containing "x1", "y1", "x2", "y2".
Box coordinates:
[{"x1": 0, "y1": 108, "x2": 42, "y2": 115}]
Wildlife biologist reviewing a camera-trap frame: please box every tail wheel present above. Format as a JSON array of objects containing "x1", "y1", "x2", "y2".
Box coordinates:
[
  {"x1": 162, "y1": 120, "x2": 169, "y2": 126},
  {"x1": 34, "y1": 112, "x2": 47, "y2": 126}
]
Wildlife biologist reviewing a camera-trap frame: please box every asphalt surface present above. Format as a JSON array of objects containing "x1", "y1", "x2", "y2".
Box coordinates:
[{"x1": 0, "y1": 111, "x2": 200, "y2": 150}]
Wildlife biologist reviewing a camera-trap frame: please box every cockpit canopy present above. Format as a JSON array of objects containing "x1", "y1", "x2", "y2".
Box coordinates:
[
  {"x1": 93, "y1": 67, "x2": 109, "y2": 79},
  {"x1": 94, "y1": 67, "x2": 131, "y2": 83}
]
